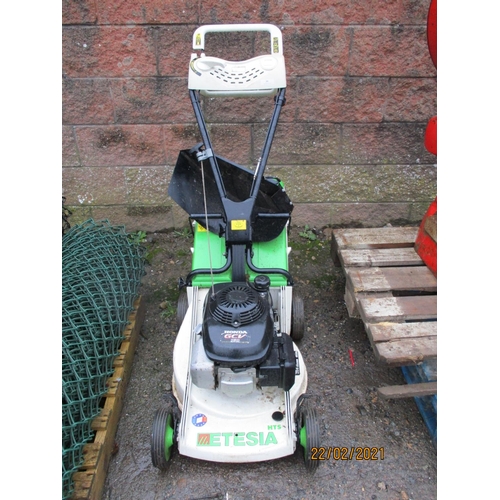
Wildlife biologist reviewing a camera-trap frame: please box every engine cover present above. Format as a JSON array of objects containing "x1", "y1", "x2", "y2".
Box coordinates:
[{"x1": 202, "y1": 282, "x2": 273, "y2": 367}]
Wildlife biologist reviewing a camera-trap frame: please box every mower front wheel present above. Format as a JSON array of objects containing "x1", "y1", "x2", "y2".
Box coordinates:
[
  {"x1": 297, "y1": 400, "x2": 320, "y2": 472},
  {"x1": 291, "y1": 294, "x2": 305, "y2": 341},
  {"x1": 176, "y1": 290, "x2": 189, "y2": 330},
  {"x1": 151, "y1": 408, "x2": 176, "y2": 470}
]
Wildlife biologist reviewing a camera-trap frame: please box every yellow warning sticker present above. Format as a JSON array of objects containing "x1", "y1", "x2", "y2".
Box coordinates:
[
  {"x1": 195, "y1": 33, "x2": 202, "y2": 47},
  {"x1": 231, "y1": 220, "x2": 247, "y2": 231},
  {"x1": 197, "y1": 224, "x2": 207, "y2": 232}
]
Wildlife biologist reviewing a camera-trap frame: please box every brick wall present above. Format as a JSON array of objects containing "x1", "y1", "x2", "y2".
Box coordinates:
[{"x1": 62, "y1": 0, "x2": 437, "y2": 232}]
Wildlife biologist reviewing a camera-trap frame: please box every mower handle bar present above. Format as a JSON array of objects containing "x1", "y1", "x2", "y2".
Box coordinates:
[{"x1": 192, "y1": 24, "x2": 283, "y2": 55}]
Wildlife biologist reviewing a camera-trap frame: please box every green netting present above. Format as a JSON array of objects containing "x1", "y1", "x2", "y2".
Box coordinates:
[{"x1": 62, "y1": 220, "x2": 145, "y2": 500}]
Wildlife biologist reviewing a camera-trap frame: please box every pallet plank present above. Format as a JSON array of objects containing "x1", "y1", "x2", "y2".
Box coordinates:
[
  {"x1": 339, "y1": 247, "x2": 423, "y2": 268},
  {"x1": 346, "y1": 266, "x2": 437, "y2": 294},
  {"x1": 373, "y1": 336, "x2": 437, "y2": 366},
  {"x1": 333, "y1": 227, "x2": 418, "y2": 250},
  {"x1": 367, "y1": 321, "x2": 437, "y2": 342},
  {"x1": 359, "y1": 296, "x2": 437, "y2": 323},
  {"x1": 78, "y1": 444, "x2": 102, "y2": 470},
  {"x1": 91, "y1": 408, "x2": 112, "y2": 432},
  {"x1": 344, "y1": 288, "x2": 359, "y2": 318},
  {"x1": 71, "y1": 472, "x2": 94, "y2": 499},
  {"x1": 104, "y1": 366, "x2": 125, "y2": 397},
  {"x1": 333, "y1": 226, "x2": 418, "y2": 248},
  {"x1": 378, "y1": 382, "x2": 437, "y2": 399},
  {"x1": 344, "y1": 288, "x2": 394, "y2": 318},
  {"x1": 331, "y1": 227, "x2": 418, "y2": 267}
]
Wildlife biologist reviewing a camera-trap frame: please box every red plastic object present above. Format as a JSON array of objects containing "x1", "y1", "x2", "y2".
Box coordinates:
[
  {"x1": 427, "y1": 0, "x2": 437, "y2": 68},
  {"x1": 415, "y1": 197, "x2": 437, "y2": 276},
  {"x1": 415, "y1": 1, "x2": 437, "y2": 276},
  {"x1": 348, "y1": 348, "x2": 355, "y2": 368},
  {"x1": 424, "y1": 115, "x2": 437, "y2": 155}
]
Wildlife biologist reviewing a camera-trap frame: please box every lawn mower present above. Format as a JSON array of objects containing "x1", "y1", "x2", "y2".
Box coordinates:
[{"x1": 151, "y1": 23, "x2": 320, "y2": 472}]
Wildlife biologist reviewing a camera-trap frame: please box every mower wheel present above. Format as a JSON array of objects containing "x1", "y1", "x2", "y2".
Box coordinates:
[
  {"x1": 297, "y1": 400, "x2": 320, "y2": 472},
  {"x1": 291, "y1": 294, "x2": 305, "y2": 341},
  {"x1": 151, "y1": 408, "x2": 176, "y2": 470},
  {"x1": 176, "y1": 290, "x2": 189, "y2": 330}
]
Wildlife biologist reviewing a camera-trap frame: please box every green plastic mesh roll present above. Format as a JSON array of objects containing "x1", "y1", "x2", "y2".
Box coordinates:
[{"x1": 62, "y1": 220, "x2": 145, "y2": 499}]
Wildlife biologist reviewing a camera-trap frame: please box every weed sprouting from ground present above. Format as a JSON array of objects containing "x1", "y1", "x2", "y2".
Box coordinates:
[
  {"x1": 160, "y1": 301, "x2": 177, "y2": 320},
  {"x1": 173, "y1": 227, "x2": 192, "y2": 239},
  {"x1": 129, "y1": 230, "x2": 147, "y2": 244},
  {"x1": 299, "y1": 225, "x2": 318, "y2": 241}
]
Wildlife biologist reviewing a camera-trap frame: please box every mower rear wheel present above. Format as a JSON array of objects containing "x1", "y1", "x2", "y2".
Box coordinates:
[
  {"x1": 176, "y1": 290, "x2": 188, "y2": 330},
  {"x1": 297, "y1": 400, "x2": 320, "y2": 472},
  {"x1": 291, "y1": 294, "x2": 305, "y2": 341},
  {"x1": 151, "y1": 408, "x2": 176, "y2": 470}
]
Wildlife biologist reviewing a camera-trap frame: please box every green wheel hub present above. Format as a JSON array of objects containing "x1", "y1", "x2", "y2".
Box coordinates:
[
  {"x1": 151, "y1": 407, "x2": 177, "y2": 470},
  {"x1": 164, "y1": 413, "x2": 175, "y2": 461},
  {"x1": 299, "y1": 423, "x2": 308, "y2": 459},
  {"x1": 297, "y1": 400, "x2": 320, "y2": 472}
]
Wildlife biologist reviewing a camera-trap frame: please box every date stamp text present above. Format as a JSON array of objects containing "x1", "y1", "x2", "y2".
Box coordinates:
[{"x1": 311, "y1": 447, "x2": 385, "y2": 461}]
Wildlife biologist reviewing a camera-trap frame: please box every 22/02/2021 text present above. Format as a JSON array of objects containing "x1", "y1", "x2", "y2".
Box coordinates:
[{"x1": 311, "y1": 447, "x2": 385, "y2": 461}]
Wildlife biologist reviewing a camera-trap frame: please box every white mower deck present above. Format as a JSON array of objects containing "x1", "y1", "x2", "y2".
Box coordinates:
[{"x1": 172, "y1": 286, "x2": 307, "y2": 462}]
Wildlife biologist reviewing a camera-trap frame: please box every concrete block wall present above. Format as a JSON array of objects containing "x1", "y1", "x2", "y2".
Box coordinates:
[{"x1": 62, "y1": 0, "x2": 437, "y2": 232}]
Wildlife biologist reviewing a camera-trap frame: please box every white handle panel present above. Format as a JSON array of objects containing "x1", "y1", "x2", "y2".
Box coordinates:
[{"x1": 192, "y1": 24, "x2": 283, "y2": 55}]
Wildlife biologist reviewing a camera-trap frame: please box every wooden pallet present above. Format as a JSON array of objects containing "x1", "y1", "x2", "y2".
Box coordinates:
[
  {"x1": 331, "y1": 227, "x2": 437, "y2": 399},
  {"x1": 70, "y1": 296, "x2": 145, "y2": 500}
]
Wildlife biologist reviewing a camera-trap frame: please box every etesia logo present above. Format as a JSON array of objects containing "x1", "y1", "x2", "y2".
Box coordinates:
[{"x1": 197, "y1": 431, "x2": 278, "y2": 447}]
